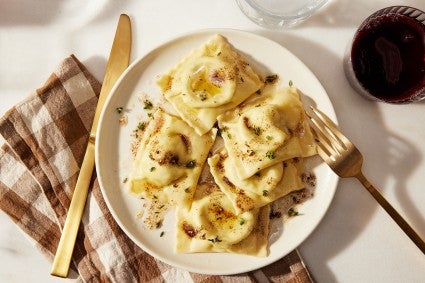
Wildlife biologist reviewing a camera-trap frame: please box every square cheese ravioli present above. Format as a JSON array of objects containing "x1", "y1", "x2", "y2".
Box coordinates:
[
  {"x1": 208, "y1": 148, "x2": 305, "y2": 214},
  {"x1": 217, "y1": 86, "x2": 316, "y2": 180},
  {"x1": 157, "y1": 34, "x2": 264, "y2": 135},
  {"x1": 128, "y1": 108, "x2": 216, "y2": 208},
  {"x1": 175, "y1": 184, "x2": 270, "y2": 256}
]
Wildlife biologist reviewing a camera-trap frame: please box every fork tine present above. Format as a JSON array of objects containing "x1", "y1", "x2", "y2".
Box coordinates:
[
  {"x1": 306, "y1": 111, "x2": 345, "y2": 155},
  {"x1": 310, "y1": 126, "x2": 337, "y2": 162},
  {"x1": 307, "y1": 113, "x2": 339, "y2": 155},
  {"x1": 308, "y1": 108, "x2": 346, "y2": 153},
  {"x1": 310, "y1": 106, "x2": 351, "y2": 148}
]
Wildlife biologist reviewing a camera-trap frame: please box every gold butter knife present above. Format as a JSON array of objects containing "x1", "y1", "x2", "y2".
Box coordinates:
[{"x1": 51, "y1": 14, "x2": 132, "y2": 278}]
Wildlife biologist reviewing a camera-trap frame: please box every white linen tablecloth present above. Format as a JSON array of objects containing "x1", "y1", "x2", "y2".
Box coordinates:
[{"x1": 1, "y1": 0, "x2": 425, "y2": 282}]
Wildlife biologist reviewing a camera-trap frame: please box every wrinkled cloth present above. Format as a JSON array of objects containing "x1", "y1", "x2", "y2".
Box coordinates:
[{"x1": 0, "y1": 55, "x2": 313, "y2": 282}]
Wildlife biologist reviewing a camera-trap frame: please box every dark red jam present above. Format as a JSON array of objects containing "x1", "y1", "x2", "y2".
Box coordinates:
[{"x1": 351, "y1": 12, "x2": 425, "y2": 102}]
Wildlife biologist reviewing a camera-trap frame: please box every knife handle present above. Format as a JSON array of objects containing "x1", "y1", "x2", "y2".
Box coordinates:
[{"x1": 50, "y1": 142, "x2": 95, "y2": 277}]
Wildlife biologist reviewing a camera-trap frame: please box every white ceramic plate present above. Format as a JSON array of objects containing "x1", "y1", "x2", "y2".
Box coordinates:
[{"x1": 95, "y1": 29, "x2": 338, "y2": 275}]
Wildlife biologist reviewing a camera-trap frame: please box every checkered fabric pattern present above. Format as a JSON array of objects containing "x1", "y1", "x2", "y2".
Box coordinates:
[{"x1": 0, "y1": 55, "x2": 313, "y2": 282}]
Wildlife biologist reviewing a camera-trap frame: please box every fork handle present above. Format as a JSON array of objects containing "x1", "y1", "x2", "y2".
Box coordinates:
[{"x1": 355, "y1": 172, "x2": 425, "y2": 254}]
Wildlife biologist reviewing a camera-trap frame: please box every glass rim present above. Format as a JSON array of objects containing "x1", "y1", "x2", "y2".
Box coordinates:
[
  {"x1": 359, "y1": 6, "x2": 425, "y2": 28},
  {"x1": 237, "y1": 0, "x2": 329, "y2": 20}
]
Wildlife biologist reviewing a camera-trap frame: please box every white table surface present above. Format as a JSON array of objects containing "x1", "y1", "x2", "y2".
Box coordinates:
[{"x1": 1, "y1": 0, "x2": 425, "y2": 282}]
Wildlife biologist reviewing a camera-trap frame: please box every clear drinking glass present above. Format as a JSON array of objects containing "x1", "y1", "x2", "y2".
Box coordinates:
[
  {"x1": 235, "y1": 0, "x2": 329, "y2": 29},
  {"x1": 344, "y1": 6, "x2": 425, "y2": 104}
]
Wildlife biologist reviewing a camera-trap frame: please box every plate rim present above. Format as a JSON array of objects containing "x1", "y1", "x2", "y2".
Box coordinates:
[{"x1": 95, "y1": 28, "x2": 339, "y2": 275}]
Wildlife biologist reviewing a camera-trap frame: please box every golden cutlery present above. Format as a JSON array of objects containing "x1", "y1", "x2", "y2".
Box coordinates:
[
  {"x1": 51, "y1": 14, "x2": 132, "y2": 277},
  {"x1": 307, "y1": 106, "x2": 425, "y2": 254}
]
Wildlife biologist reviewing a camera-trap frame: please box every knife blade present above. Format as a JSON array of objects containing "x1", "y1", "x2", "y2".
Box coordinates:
[{"x1": 50, "y1": 14, "x2": 132, "y2": 278}]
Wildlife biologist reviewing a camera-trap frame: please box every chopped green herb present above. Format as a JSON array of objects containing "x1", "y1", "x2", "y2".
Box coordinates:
[
  {"x1": 266, "y1": 151, "x2": 276, "y2": 159},
  {"x1": 160, "y1": 231, "x2": 165, "y2": 237},
  {"x1": 199, "y1": 93, "x2": 207, "y2": 101},
  {"x1": 227, "y1": 133, "x2": 232, "y2": 139},
  {"x1": 288, "y1": 207, "x2": 300, "y2": 217},
  {"x1": 147, "y1": 113, "x2": 153, "y2": 119},
  {"x1": 207, "y1": 236, "x2": 222, "y2": 243},
  {"x1": 186, "y1": 160, "x2": 196, "y2": 168},
  {"x1": 253, "y1": 127, "x2": 262, "y2": 136},
  {"x1": 115, "y1": 107, "x2": 124, "y2": 114},
  {"x1": 262, "y1": 190, "x2": 269, "y2": 197},
  {"x1": 239, "y1": 218, "x2": 246, "y2": 225},
  {"x1": 217, "y1": 51, "x2": 221, "y2": 56},
  {"x1": 289, "y1": 80, "x2": 294, "y2": 87},
  {"x1": 255, "y1": 104, "x2": 261, "y2": 107},
  {"x1": 137, "y1": 122, "x2": 146, "y2": 131},
  {"x1": 150, "y1": 167, "x2": 156, "y2": 172},
  {"x1": 122, "y1": 177, "x2": 128, "y2": 183},
  {"x1": 266, "y1": 135, "x2": 273, "y2": 141},
  {"x1": 184, "y1": 187, "x2": 190, "y2": 193},
  {"x1": 143, "y1": 99, "x2": 153, "y2": 109},
  {"x1": 156, "y1": 221, "x2": 162, "y2": 228}
]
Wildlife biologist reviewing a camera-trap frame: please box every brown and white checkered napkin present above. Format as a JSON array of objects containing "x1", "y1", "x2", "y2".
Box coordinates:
[{"x1": 0, "y1": 55, "x2": 313, "y2": 282}]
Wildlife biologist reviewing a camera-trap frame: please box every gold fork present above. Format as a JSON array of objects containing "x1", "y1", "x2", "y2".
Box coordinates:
[{"x1": 307, "y1": 106, "x2": 425, "y2": 254}]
